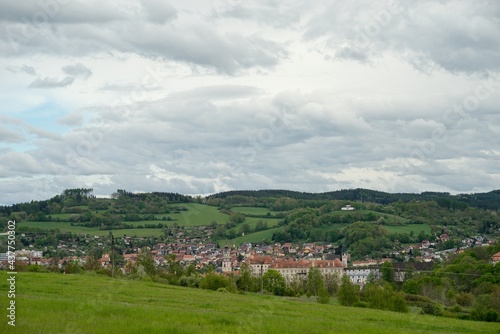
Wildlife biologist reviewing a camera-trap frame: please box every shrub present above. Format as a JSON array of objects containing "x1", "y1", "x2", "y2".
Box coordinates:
[
  {"x1": 390, "y1": 293, "x2": 409, "y2": 313},
  {"x1": 338, "y1": 276, "x2": 360, "y2": 306},
  {"x1": 28, "y1": 264, "x2": 47, "y2": 272},
  {"x1": 421, "y1": 303, "x2": 443, "y2": 316},
  {"x1": 317, "y1": 288, "x2": 330, "y2": 304},
  {"x1": 200, "y1": 272, "x2": 235, "y2": 292},
  {"x1": 353, "y1": 301, "x2": 368, "y2": 308},
  {"x1": 455, "y1": 292, "x2": 474, "y2": 307}
]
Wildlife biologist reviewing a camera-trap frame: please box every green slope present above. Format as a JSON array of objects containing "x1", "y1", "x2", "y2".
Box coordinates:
[{"x1": 1, "y1": 272, "x2": 498, "y2": 334}]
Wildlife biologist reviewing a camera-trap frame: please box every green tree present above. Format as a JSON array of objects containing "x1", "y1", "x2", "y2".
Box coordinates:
[
  {"x1": 381, "y1": 261, "x2": 394, "y2": 283},
  {"x1": 136, "y1": 251, "x2": 156, "y2": 277},
  {"x1": 239, "y1": 223, "x2": 251, "y2": 235},
  {"x1": 263, "y1": 270, "x2": 286, "y2": 296},
  {"x1": 237, "y1": 263, "x2": 253, "y2": 292},
  {"x1": 402, "y1": 279, "x2": 419, "y2": 295},
  {"x1": 165, "y1": 254, "x2": 184, "y2": 285},
  {"x1": 338, "y1": 276, "x2": 360, "y2": 306},
  {"x1": 324, "y1": 273, "x2": 340, "y2": 296},
  {"x1": 83, "y1": 256, "x2": 101, "y2": 271},
  {"x1": 306, "y1": 267, "x2": 324, "y2": 297},
  {"x1": 64, "y1": 260, "x2": 83, "y2": 274}
]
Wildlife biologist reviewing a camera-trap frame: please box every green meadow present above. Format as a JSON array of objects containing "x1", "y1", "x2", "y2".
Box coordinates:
[
  {"x1": 0, "y1": 271, "x2": 498, "y2": 334},
  {"x1": 230, "y1": 227, "x2": 281, "y2": 245},
  {"x1": 166, "y1": 203, "x2": 231, "y2": 226},
  {"x1": 231, "y1": 206, "x2": 277, "y2": 216}
]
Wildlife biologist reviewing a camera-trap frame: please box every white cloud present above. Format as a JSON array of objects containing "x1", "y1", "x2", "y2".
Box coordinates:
[{"x1": 0, "y1": 0, "x2": 499, "y2": 204}]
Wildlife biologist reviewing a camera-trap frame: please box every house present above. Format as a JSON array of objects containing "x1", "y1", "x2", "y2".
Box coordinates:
[
  {"x1": 491, "y1": 252, "x2": 500, "y2": 264},
  {"x1": 352, "y1": 259, "x2": 378, "y2": 267},
  {"x1": 249, "y1": 256, "x2": 273, "y2": 276},
  {"x1": 344, "y1": 268, "x2": 379, "y2": 286},
  {"x1": 249, "y1": 257, "x2": 345, "y2": 283},
  {"x1": 100, "y1": 254, "x2": 111, "y2": 268},
  {"x1": 341, "y1": 205, "x2": 355, "y2": 211},
  {"x1": 439, "y1": 234, "x2": 450, "y2": 242},
  {"x1": 420, "y1": 240, "x2": 431, "y2": 249}
]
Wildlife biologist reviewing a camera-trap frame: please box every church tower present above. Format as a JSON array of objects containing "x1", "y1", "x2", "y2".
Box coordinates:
[
  {"x1": 222, "y1": 245, "x2": 231, "y2": 273},
  {"x1": 342, "y1": 253, "x2": 350, "y2": 268}
]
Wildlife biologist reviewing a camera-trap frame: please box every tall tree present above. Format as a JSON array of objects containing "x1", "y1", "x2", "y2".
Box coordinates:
[
  {"x1": 263, "y1": 269, "x2": 286, "y2": 296},
  {"x1": 338, "y1": 276, "x2": 360, "y2": 306}
]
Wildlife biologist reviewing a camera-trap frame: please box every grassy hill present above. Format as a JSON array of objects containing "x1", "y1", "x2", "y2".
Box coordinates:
[{"x1": 1, "y1": 271, "x2": 498, "y2": 334}]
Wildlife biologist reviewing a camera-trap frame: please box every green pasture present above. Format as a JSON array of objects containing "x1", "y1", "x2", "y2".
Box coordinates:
[
  {"x1": 0, "y1": 272, "x2": 498, "y2": 334},
  {"x1": 166, "y1": 203, "x2": 230, "y2": 226},
  {"x1": 383, "y1": 224, "x2": 432, "y2": 235},
  {"x1": 243, "y1": 217, "x2": 281, "y2": 229},
  {"x1": 231, "y1": 206, "x2": 276, "y2": 216},
  {"x1": 230, "y1": 227, "x2": 281, "y2": 245}
]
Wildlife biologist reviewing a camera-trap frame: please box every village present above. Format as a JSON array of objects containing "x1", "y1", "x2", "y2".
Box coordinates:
[{"x1": 2, "y1": 232, "x2": 497, "y2": 287}]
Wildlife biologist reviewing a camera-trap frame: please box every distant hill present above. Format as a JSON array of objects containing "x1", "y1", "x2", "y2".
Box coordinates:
[{"x1": 208, "y1": 188, "x2": 500, "y2": 210}]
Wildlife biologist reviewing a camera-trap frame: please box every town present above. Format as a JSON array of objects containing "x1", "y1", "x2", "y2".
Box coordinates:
[{"x1": 3, "y1": 231, "x2": 497, "y2": 287}]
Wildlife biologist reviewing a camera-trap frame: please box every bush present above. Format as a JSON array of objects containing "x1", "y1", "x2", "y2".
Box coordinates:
[
  {"x1": 405, "y1": 294, "x2": 435, "y2": 308},
  {"x1": 455, "y1": 292, "x2": 474, "y2": 307},
  {"x1": 353, "y1": 301, "x2": 368, "y2": 308},
  {"x1": 421, "y1": 303, "x2": 443, "y2": 316},
  {"x1": 317, "y1": 288, "x2": 330, "y2": 304},
  {"x1": 28, "y1": 264, "x2": 47, "y2": 272},
  {"x1": 390, "y1": 293, "x2": 409, "y2": 313},
  {"x1": 200, "y1": 273, "x2": 235, "y2": 292},
  {"x1": 95, "y1": 268, "x2": 112, "y2": 277},
  {"x1": 179, "y1": 276, "x2": 201, "y2": 288}
]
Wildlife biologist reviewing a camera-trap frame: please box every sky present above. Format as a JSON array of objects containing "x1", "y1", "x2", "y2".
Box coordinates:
[{"x1": 1, "y1": 0, "x2": 500, "y2": 205}]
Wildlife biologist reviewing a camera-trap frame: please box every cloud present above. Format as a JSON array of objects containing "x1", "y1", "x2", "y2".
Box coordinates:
[
  {"x1": 139, "y1": 0, "x2": 177, "y2": 24},
  {"x1": 29, "y1": 76, "x2": 74, "y2": 88},
  {"x1": 62, "y1": 63, "x2": 92, "y2": 79},
  {"x1": 58, "y1": 112, "x2": 83, "y2": 127},
  {"x1": 5, "y1": 64, "x2": 36, "y2": 75},
  {"x1": 304, "y1": 0, "x2": 500, "y2": 74},
  {"x1": 0, "y1": 1, "x2": 499, "y2": 204},
  {"x1": 0, "y1": 125, "x2": 24, "y2": 143},
  {"x1": 0, "y1": 0, "x2": 130, "y2": 24},
  {"x1": 0, "y1": 3, "x2": 287, "y2": 73}
]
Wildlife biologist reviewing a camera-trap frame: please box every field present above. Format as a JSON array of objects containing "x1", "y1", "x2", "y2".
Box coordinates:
[
  {"x1": 383, "y1": 224, "x2": 432, "y2": 235},
  {"x1": 18, "y1": 203, "x2": 232, "y2": 237},
  {"x1": 242, "y1": 217, "x2": 281, "y2": 229},
  {"x1": 166, "y1": 203, "x2": 231, "y2": 226},
  {"x1": 0, "y1": 271, "x2": 498, "y2": 334},
  {"x1": 231, "y1": 206, "x2": 277, "y2": 216},
  {"x1": 230, "y1": 227, "x2": 281, "y2": 245}
]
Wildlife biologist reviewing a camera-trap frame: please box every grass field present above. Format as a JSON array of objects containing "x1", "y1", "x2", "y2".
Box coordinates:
[
  {"x1": 243, "y1": 217, "x2": 281, "y2": 229},
  {"x1": 231, "y1": 206, "x2": 276, "y2": 216},
  {"x1": 0, "y1": 271, "x2": 498, "y2": 334},
  {"x1": 230, "y1": 227, "x2": 281, "y2": 245},
  {"x1": 19, "y1": 204, "x2": 232, "y2": 236},
  {"x1": 383, "y1": 224, "x2": 432, "y2": 235},
  {"x1": 166, "y1": 203, "x2": 230, "y2": 226}
]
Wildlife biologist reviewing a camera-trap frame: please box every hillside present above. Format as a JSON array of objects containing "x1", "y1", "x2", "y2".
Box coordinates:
[
  {"x1": 1, "y1": 187, "x2": 499, "y2": 260},
  {"x1": 208, "y1": 188, "x2": 500, "y2": 210},
  {"x1": 1, "y1": 271, "x2": 498, "y2": 334}
]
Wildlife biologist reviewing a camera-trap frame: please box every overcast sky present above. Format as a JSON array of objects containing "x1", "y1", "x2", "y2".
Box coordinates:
[{"x1": 1, "y1": 0, "x2": 500, "y2": 205}]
